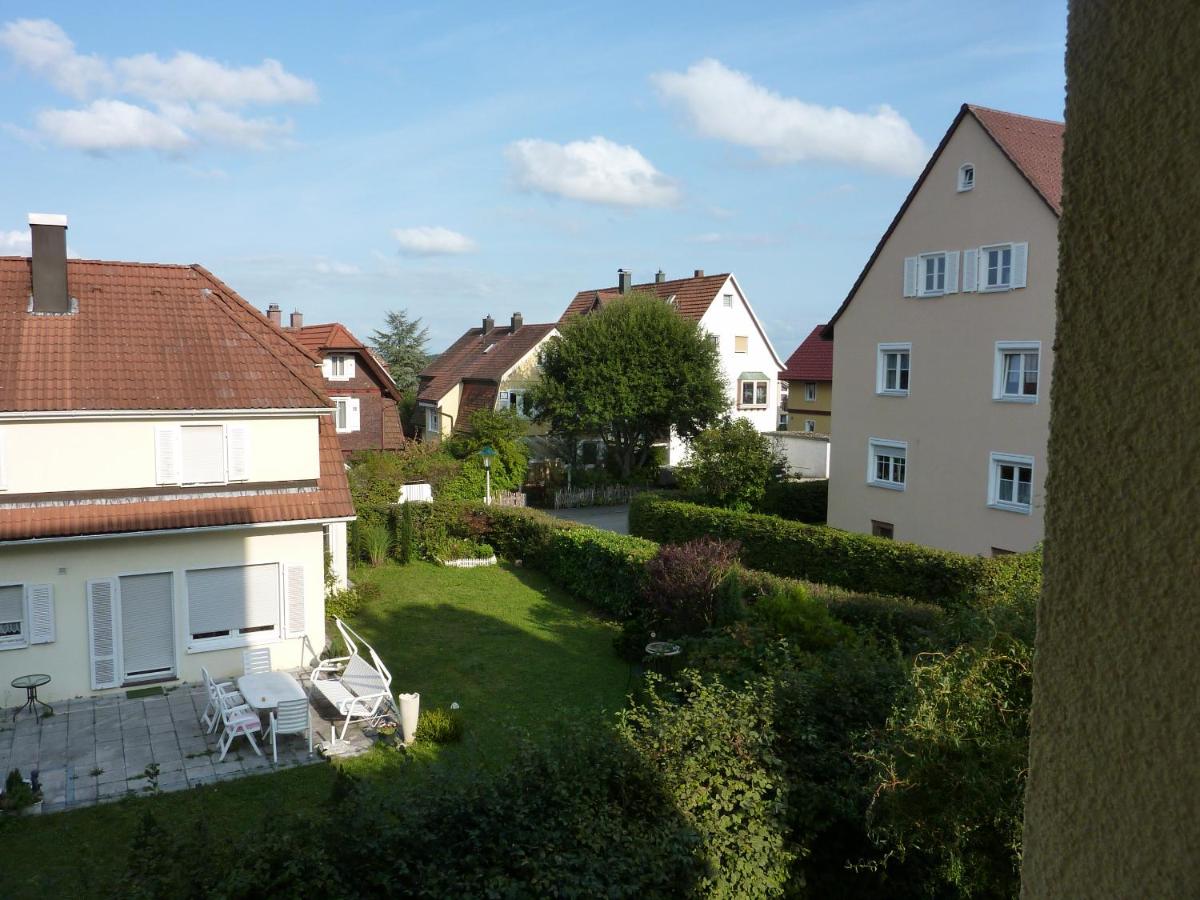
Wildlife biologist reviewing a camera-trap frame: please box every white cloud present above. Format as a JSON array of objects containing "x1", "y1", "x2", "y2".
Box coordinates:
[
  {"x1": 0, "y1": 229, "x2": 31, "y2": 254},
  {"x1": 0, "y1": 18, "x2": 313, "y2": 154},
  {"x1": 653, "y1": 58, "x2": 927, "y2": 176},
  {"x1": 506, "y1": 136, "x2": 679, "y2": 207},
  {"x1": 314, "y1": 259, "x2": 361, "y2": 275},
  {"x1": 36, "y1": 100, "x2": 192, "y2": 152},
  {"x1": 0, "y1": 19, "x2": 112, "y2": 99},
  {"x1": 392, "y1": 226, "x2": 477, "y2": 256}
]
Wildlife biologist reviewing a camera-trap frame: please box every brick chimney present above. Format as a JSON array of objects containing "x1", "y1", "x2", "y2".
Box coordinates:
[
  {"x1": 289, "y1": 310, "x2": 303, "y2": 329},
  {"x1": 266, "y1": 303, "x2": 282, "y2": 327},
  {"x1": 655, "y1": 269, "x2": 666, "y2": 283},
  {"x1": 511, "y1": 312, "x2": 523, "y2": 331},
  {"x1": 482, "y1": 314, "x2": 494, "y2": 334},
  {"x1": 693, "y1": 269, "x2": 705, "y2": 278},
  {"x1": 28, "y1": 213, "x2": 70, "y2": 314},
  {"x1": 618, "y1": 268, "x2": 632, "y2": 294}
]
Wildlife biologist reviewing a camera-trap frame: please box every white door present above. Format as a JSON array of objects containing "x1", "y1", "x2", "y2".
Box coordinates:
[{"x1": 119, "y1": 572, "x2": 176, "y2": 682}]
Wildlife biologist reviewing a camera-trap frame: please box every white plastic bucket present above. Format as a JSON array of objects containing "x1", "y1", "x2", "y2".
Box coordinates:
[{"x1": 398, "y1": 692, "x2": 420, "y2": 744}]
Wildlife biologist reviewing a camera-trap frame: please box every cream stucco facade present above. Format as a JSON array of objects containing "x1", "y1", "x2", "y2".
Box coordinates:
[{"x1": 827, "y1": 114, "x2": 1057, "y2": 554}]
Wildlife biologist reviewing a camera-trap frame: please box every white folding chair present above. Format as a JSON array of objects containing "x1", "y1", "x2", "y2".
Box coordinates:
[
  {"x1": 216, "y1": 689, "x2": 263, "y2": 762},
  {"x1": 243, "y1": 647, "x2": 271, "y2": 675},
  {"x1": 265, "y1": 697, "x2": 312, "y2": 763},
  {"x1": 200, "y1": 666, "x2": 244, "y2": 735}
]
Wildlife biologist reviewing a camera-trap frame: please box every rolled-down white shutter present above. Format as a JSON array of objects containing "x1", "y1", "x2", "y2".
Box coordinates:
[
  {"x1": 154, "y1": 426, "x2": 181, "y2": 485},
  {"x1": 187, "y1": 563, "x2": 280, "y2": 638},
  {"x1": 119, "y1": 573, "x2": 174, "y2": 679},
  {"x1": 87, "y1": 579, "x2": 119, "y2": 689},
  {"x1": 348, "y1": 398, "x2": 361, "y2": 432},
  {"x1": 227, "y1": 424, "x2": 251, "y2": 481},
  {"x1": 903, "y1": 257, "x2": 918, "y2": 297},
  {"x1": 28, "y1": 584, "x2": 54, "y2": 644},
  {"x1": 345, "y1": 357, "x2": 356, "y2": 379},
  {"x1": 962, "y1": 248, "x2": 979, "y2": 292},
  {"x1": 321, "y1": 357, "x2": 334, "y2": 378},
  {"x1": 284, "y1": 564, "x2": 305, "y2": 638},
  {"x1": 1011, "y1": 242, "x2": 1029, "y2": 288},
  {"x1": 944, "y1": 251, "x2": 960, "y2": 295}
]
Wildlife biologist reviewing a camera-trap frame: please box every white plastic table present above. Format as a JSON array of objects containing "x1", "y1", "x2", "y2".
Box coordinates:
[{"x1": 236, "y1": 671, "x2": 306, "y2": 712}]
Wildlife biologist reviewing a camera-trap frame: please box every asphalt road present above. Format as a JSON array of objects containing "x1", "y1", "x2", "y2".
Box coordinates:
[{"x1": 545, "y1": 503, "x2": 630, "y2": 535}]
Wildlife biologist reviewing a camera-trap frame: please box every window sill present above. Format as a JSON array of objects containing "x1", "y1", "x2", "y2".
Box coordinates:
[
  {"x1": 0, "y1": 639, "x2": 29, "y2": 652},
  {"x1": 994, "y1": 395, "x2": 1038, "y2": 404},
  {"x1": 186, "y1": 632, "x2": 282, "y2": 654},
  {"x1": 915, "y1": 291, "x2": 945, "y2": 298},
  {"x1": 876, "y1": 390, "x2": 909, "y2": 398},
  {"x1": 737, "y1": 405, "x2": 769, "y2": 411},
  {"x1": 868, "y1": 481, "x2": 905, "y2": 492},
  {"x1": 981, "y1": 285, "x2": 1013, "y2": 293},
  {"x1": 988, "y1": 501, "x2": 1032, "y2": 515}
]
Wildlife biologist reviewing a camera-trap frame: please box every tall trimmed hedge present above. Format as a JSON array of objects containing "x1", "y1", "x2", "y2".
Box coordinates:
[
  {"x1": 759, "y1": 479, "x2": 828, "y2": 523},
  {"x1": 630, "y1": 493, "x2": 1040, "y2": 606}
]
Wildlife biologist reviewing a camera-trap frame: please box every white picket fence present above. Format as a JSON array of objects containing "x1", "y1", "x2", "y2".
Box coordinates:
[{"x1": 552, "y1": 485, "x2": 639, "y2": 509}]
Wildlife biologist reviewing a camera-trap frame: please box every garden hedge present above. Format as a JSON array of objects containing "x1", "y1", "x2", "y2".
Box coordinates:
[
  {"x1": 758, "y1": 479, "x2": 828, "y2": 523},
  {"x1": 629, "y1": 493, "x2": 1041, "y2": 606}
]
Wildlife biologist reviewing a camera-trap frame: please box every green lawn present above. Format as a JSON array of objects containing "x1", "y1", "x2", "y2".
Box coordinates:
[{"x1": 0, "y1": 561, "x2": 627, "y2": 896}]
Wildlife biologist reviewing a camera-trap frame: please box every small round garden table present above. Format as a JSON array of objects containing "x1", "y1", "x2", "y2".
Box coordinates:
[{"x1": 11, "y1": 674, "x2": 52, "y2": 722}]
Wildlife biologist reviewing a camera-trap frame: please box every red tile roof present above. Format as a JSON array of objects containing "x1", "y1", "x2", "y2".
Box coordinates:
[
  {"x1": 559, "y1": 272, "x2": 731, "y2": 322},
  {"x1": 824, "y1": 104, "x2": 1064, "y2": 337},
  {"x1": 781, "y1": 326, "x2": 833, "y2": 381},
  {"x1": 0, "y1": 417, "x2": 353, "y2": 541},
  {"x1": 290, "y1": 321, "x2": 402, "y2": 401},
  {"x1": 417, "y1": 322, "x2": 557, "y2": 404},
  {"x1": 0, "y1": 258, "x2": 327, "y2": 412}
]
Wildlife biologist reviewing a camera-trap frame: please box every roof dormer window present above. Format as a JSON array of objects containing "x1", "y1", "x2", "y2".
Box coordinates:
[{"x1": 958, "y1": 163, "x2": 975, "y2": 192}]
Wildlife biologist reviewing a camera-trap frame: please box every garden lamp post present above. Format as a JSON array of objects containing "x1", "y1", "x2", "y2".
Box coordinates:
[{"x1": 481, "y1": 445, "x2": 496, "y2": 505}]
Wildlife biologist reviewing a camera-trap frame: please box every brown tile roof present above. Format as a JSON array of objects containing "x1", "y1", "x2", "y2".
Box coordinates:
[
  {"x1": 781, "y1": 325, "x2": 833, "y2": 382},
  {"x1": 0, "y1": 258, "x2": 328, "y2": 412},
  {"x1": 457, "y1": 381, "x2": 499, "y2": 425},
  {"x1": 290, "y1": 321, "x2": 402, "y2": 401},
  {"x1": 824, "y1": 103, "x2": 1063, "y2": 337},
  {"x1": 0, "y1": 414, "x2": 354, "y2": 541},
  {"x1": 417, "y1": 322, "x2": 556, "y2": 404},
  {"x1": 559, "y1": 272, "x2": 731, "y2": 322}
]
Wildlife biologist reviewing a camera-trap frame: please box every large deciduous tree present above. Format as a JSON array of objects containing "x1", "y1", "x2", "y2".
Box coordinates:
[
  {"x1": 369, "y1": 309, "x2": 430, "y2": 395},
  {"x1": 532, "y1": 292, "x2": 727, "y2": 477}
]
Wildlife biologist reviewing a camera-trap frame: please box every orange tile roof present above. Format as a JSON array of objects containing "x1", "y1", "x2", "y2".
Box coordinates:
[
  {"x1": 290, "y1": 321, "x2": 402, "y2": 401},
  {"x1": 560, "y1": 272, "x2": 730, "y2": 322},
  {"x1": 417, "y1": 322, "x2": 557, "y2": 404},
  {"x1": 781, "y1": 325, "x2": 833, "y2": 381},
  {"x1": 0, "y1": 258, "x2": 326, "y2": 412}
]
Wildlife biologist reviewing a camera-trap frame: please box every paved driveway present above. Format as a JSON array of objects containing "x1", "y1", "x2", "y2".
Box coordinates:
[{"x1": 546, "y1": 504, "x2": 630, "y2": 535}]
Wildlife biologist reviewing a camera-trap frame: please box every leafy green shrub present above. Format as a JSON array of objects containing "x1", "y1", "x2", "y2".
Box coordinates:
[
  {"x1": 630, "y1": 492, "x2": 1039, "y2": 606},
  {"x1": 0, "y1": 768, "x2": 38, "y2": 810},
  {"x1": 348, "y1": 444, "x2": 462, "y2": 515},
  {"x1": 396, "y1": 501, "x2": 414, "y2": 565},
  {"x1": 759, "y1": 479, "x2": 828, "y2": 523},
  {"x1": 362, "y1": 521, "x2": 391, "y2": 566},
  {"x1": 325, "y1": 581, "x2": 381, "y2": 622},
  {"x1": 677, "y1": 417, "x2": 781, "y2": 511},
  {"x1": 642, "y1": 537, "x2": 741, "y2": 636},
  {"x1": 440, "y1": 407, "x2": 528, "y2": 501},
  {"x1": 748, "y1": 583, "x2": 853, "y2": 651},
  {"x1": 433, "y1": 537, "x2": 494, "y2": 562},
  {"x1": 415, "y1": 706, "x2": 464, "y2": 744}
]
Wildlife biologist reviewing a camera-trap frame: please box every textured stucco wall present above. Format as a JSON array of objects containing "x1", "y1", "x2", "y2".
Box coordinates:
[{"x1": 1021, "y1": 2, "x2": 1200, "y2": 895}]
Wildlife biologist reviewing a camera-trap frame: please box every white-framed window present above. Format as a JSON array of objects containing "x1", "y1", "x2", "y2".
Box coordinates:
[
  {"x1": 424, "y1": 406, "x2": 440, "y2": 434},
  {"x1": 332, "y1": 397, "x2": 360, "y2": 434},
  {"x1": 804, "y1": 382, "x2": 818, "y2": 401},
  {"x1": 0, "y1": 582, "x2": 55, "y2": 651},
  {"x1": 988, "y1": 452, "x2": 1034, "y2": 513},
  {"x1": 734, "y1": 335, "x2": 749, "y2": 353},
  {"x1": 876, "y1": 342, "x2": 911, "y2": 396},
  {"x1": 921, "y1": 252, "x2": 947, "y2": 295},
  {"x1": 155, "y1": 423, "x2": 250, "y2": 485},
  {"x1": 993, "y1": 341, "x2": 1041, "y2": 402},
  {"x1": 186, "y1": 562, "x2": 281, "y2": 649},
  {"x1": 963, "y1": 242, "x2": 1027, "y2": 293},
  {"x1": 958, "y1": 163, "x2": 975, "y2": 192},
  {"x1": 723, "y1": 293, "x2": 734, "y2": 308},
  {"x1": 904, "y1": 251, "x2": 958, "y2": 298},
  {"x1": 499, "y1": 389, "x2": 534, "y2": 417},
  {"x1": 778, "y1": 412, "x2": 789, "y2": 430},
  {"x1": 983, "y1": 243, "x2": 1013, "y2": 290},
  {"x1": 323, "y1": 354, "x2": 355, "y2": 381},
  {"x1": 804, "y1": 419, "x2": 817, "y2": 433},
  {"x1": 738, "y1": 379, "x2": 769, "y2": 408},
  {"x1": 868, "y1": 438, "x2": 907, "y2": 490},
  {"x1": 181, "y1": 424, "x2": 226, "y2": 485}
]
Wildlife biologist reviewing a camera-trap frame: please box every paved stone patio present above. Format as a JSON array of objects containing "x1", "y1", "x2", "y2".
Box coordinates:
[{"x1": 0, "y1": 674, "x2": 378, "y2": 814}]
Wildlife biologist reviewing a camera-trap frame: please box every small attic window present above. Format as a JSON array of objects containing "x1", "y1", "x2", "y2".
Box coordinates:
[
  {"x1": 958, "y1": 164, "x2": 975, "y2": 192},
  {"x1": 483, "y1": 343, "x2": 496, "y2": 353}
]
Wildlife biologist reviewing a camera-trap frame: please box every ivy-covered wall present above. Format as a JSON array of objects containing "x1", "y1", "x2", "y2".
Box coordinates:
[{"x1": 1022, "y1": 1, "x2": 1200, "y2": 895}]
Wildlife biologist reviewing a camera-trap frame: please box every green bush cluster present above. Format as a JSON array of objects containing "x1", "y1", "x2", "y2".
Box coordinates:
[
  {"x1": 414, "y1": 707, "x2": 465, "y2": 744},
  {"x1": 324, "y1": 580, "x2": 381, "y2": 622},
  {"x1": 630, "y1": 492, "x2": 1041, "y2": 606},
  {"x1": 758, "y1": 479, "x2": 828, "y2": 523}
]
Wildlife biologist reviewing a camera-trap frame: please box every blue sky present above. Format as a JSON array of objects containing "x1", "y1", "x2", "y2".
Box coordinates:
[{"x1": 0, "y1": 1, "x2": 1067, "y2": 354}]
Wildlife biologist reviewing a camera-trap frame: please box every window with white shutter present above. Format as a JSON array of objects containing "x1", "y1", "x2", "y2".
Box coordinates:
[
  {"x1": 186, "y1": 563, "x2": 280, "y2": 647},
  {"x1": 1011, "y1": 242, "x2": 1029, "y2": 288},
  {"x1": 27, "y1": 584, "x2": 55, "y2": 645},
  {"x1": 181, "y1": 425, "x2": 225, "y2": 484},
  {"x1": 87, "y1": 578, "x2": 119, "y2": 689},
  {"x1": 0, "y1": 584, "x2": 26, "y2": 649},
  {"x1": 333, "y1": 398, "x2": 351, "y2": 433},
  {"x1": 155, "y1": 425, "x2": 182, "y2": 485},
  {"x1": 284, "y1": 564, "x2": 305, "y2": 638},
  {"x1": 226, "y1": 424, "x2": 251, "y2": 481}
]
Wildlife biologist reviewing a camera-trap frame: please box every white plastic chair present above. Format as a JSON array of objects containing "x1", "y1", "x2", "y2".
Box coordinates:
[
  {"x1": 200, "y1": 666, "x2": 244, "y2": 735},
  {"x1": 265, "y1": 697, "x2": 312, "y2": 763},
  {"x1": 216, "y1": 689, "x2": 263, "y2": 762},
  {"x1": 243, "y1": 647, "x2": 271, "y2": 675}
]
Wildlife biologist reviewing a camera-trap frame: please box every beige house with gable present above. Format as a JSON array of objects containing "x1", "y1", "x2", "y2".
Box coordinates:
[{"x1": 825, "y1": 104, "x2": 1063, "y2": 555}]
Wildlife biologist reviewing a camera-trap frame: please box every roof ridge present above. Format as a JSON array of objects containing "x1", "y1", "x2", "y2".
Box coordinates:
[{"x1": 581, "y1": 272, "x2": 731, "y2": 295}]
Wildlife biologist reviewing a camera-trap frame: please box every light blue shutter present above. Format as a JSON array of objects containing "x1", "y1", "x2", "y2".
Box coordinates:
[
  {"x1": 944, "y1": 251, "x2": 960, "y2": 294},
  {"x1": 903, "y1": 257, "x2": 918, "y2": 297},
  {"x1": 1011, "y1": 242, "x2": 1029, "y2": 288},
  {"x1": 962, "y1": 249, "x2": 978, "y2": 292}
]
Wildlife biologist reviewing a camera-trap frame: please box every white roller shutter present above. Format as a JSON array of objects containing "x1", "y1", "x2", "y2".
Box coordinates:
[
  {"x1": 87, "y1": 579, "x2": 120, "y2": 689},
  {"x1": 182, "y1": 425, "x2": 225, "y2": 484},
  {"x1": 1011, "y1": 242, "x2": 1029, "y2": 288},
  {"x1": 962, "y1": 248, "x2": 979, "y2": 292},
  {"x1": 119, "y1": 573, "x2": 175, "y2": 680},
  {"x1": 0, "y1": 585, "x2": 24, "y2": 644},
  {"x1": 284, "y1": 564, "x2": 306, "y2": 638},
  {"x1": 27, "y1": 584, "x2": 55, "y2": 644},
  {"x1": 226, "y1": 424, "x2": 251, "y2": 481},
  {"x1": 903, "y1": 257, "x2": 918, "y2": 297},
  {"x1": 187, "y1": 563, "x2": 280, "y2": 639},
  {"x1": 154, "y1": 425, "x2": 181, "y2": 485},
  {"x1": 348, "y1": 398, "x2": 361, "y2": 433},
  {"x1": 944, "y1": 251, "x2": 960, "y2": 295}
]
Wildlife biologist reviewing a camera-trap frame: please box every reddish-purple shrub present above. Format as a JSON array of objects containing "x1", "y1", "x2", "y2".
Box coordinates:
[{"x1": 642, "y1": 537, "x2": 741, "y2": 636}]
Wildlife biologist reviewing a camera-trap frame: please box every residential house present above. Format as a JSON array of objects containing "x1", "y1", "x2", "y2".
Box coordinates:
[
  {"x1": 272, "y1": 310, "x2": 406, "y2": 456},
  {"x1": 824, "y1": 105, "x2": 1062, "y2": 554},
  {"x1": 781, "y1": 325, "x2": 833, "y2": 433},
  {"x1": 0, "y1": 215, "x2": 355, "y2": 703},
  {"x1": 560, "y1": 269, "x2": 784, "y2": 464},
  {"x1": 415, "y1": 313, "x2": 557, "y2": 443}
]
